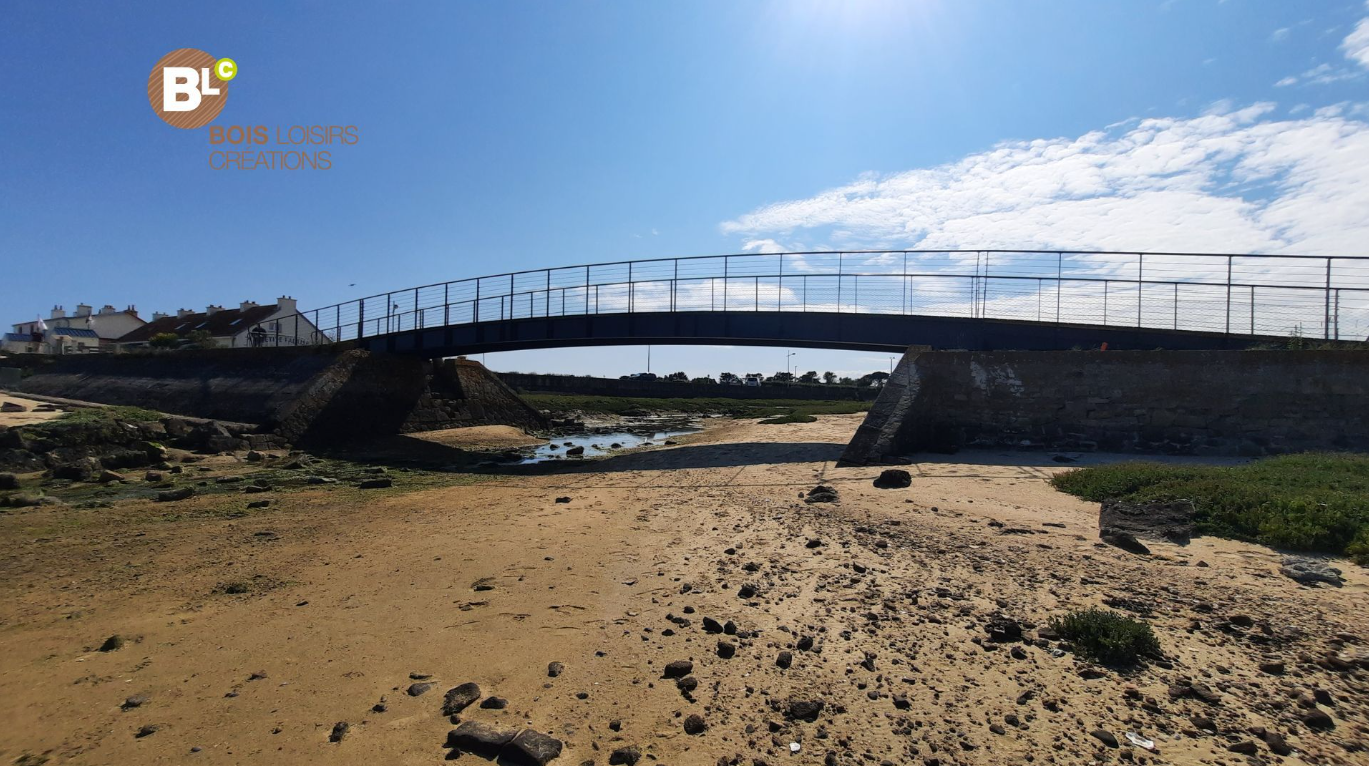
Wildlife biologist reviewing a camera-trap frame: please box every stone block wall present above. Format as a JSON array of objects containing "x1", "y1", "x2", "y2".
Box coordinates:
[{"x1": 842, "y1": 350, "x2": 1369, "y2": 464}]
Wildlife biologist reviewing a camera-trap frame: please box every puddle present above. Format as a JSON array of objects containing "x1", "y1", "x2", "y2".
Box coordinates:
[{"x1": 519, "y1": 418, "x2": 700, "y2": 464}]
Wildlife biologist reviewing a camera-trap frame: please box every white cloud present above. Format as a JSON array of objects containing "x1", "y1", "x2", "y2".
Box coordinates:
[
  {"x1": 741, "y1": 238, "x2": 789, "y2": 254},
  {"x1": 1271, "y1": 27, "x2": 1291, "y2": 42},
  {"x1": 1344, "y1": 9, "x2": 1369, "y2": 69},
  {"x1": 1274, "y1": 76, "x2": 1298, "y2": 87},
  {"x1": 721, "y1": 102, "x2": 1369, "y2": 257}
]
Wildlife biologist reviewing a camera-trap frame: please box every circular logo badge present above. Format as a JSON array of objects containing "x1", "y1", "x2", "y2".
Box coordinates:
[{"x1": 147, "y1": 48, "x2": 231, "y2": 129}]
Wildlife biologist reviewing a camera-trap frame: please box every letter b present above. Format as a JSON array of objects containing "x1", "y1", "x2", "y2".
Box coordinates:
[{"x1": 163, "y1": 67, "x2": 200, "y2": 112}]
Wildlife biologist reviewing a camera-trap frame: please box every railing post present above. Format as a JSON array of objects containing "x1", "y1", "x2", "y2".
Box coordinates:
[
  {"x1": 545, "y1": 270, "x2": 550, "y2": 318},
  {"x1": 1056, "y1": 252, "x2": 1062, "y2": 323},
  {"x1": 1103, "y1": 281, "x2": 1109, "y2": 324},
  {"x1": 386, "y1": 292, "x2": 392, "y2": 334},
  {"x1": 1173, "y1": 283, "x2": 1178, "y2": 330},
  {"x1": 444, "y1": 283, "x2": 449, "y2": 326},
  {"x1": 474, "y1": 279, "x2": 480, "y2": 323},
  {"x1": 1250, "y1": 285, "x2": 1255, "y2": 335},
  {"x1": 754, "y1": 276, "x2": 758, "y2": 311},
  {"x1": 628, "y1": 262, "x2": 634, "y2": 313},
  {"x1": 724, "y1": 257, "x2": 729, "y2": 310},
  {"x1": 902, "y1": 252, "x2": 908, "y2": 315},
  {"x1": 358, "y1": 299, "x2": 365, "y2": 340},
  {"x1": 1225, "y1": 256, "x2": 1232, "y2": 334},
  {"x1": 778, "y1": 254, "x2": 783, "y2": 311},
  {"x1": 837, "y1": 253, "x2": 842, "y2": 313},
  {"x1": 672, "y1": 259, "x2": 678, "y2": 312},
  {"x1": 1137, "y1": 253, "x2": 1143, "y2": 327},
  {"x1": 1324, "y1": 257, "x2": 1332, "y2": 339}
]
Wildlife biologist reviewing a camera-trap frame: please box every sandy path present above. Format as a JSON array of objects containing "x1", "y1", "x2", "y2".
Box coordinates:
[{"x1": 0, "y1": 414, "x2": 1365, "y2": 765}]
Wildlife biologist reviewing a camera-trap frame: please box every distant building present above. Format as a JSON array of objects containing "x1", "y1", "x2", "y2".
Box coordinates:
[
  {"x1": 6, "y1": 303, "x2": 145, "y2": 354},
  {"x1": 113, "y1": 296, "x2": 321, "y2": 349}
]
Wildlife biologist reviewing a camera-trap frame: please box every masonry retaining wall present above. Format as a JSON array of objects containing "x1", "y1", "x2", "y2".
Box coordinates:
[
  {"x1": 841, "y1": 350, "x2": 1369, "y2": 464},
  {"x1": 8, "y1": 349, "x2": 547, "y2": 446}
]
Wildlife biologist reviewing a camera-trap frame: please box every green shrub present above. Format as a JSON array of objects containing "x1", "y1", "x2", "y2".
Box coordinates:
[
  {"x1": 1051, "y1": 453, "x2": 1369, "y2": 563},
  {"x1": 1049, "y1": 608, "x2": 1160, "y2": 666},
  {"x1": 758, "y1": 413, "x2": 818, "y2": 424}
]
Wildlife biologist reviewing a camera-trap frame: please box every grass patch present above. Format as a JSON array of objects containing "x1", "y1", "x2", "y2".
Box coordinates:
[
  {"x1": 1049, "y1": 608, "x2": 1160, "y2": 666},
  {"x1": 1051, "y1": 453, "x2": 1369, "y2": 562},
  {"x1": 758, "y1": 413, "x2": 818, "y2": 425},
  {"x1": 522, "y1": 394, "x2": 870, "y2": 419},
  {"x1": 30, "y1": 405, "x2": 163, "y2": 430}
]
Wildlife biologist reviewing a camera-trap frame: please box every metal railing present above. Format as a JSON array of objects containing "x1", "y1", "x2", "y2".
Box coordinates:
[{"x1": 264, "y1": 250, "x2": 1369, "y2": 347}]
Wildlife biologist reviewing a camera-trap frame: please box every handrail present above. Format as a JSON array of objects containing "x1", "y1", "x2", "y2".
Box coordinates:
[{"x1": 258, "y1": 249, "x2": 1369, "y2": 348}]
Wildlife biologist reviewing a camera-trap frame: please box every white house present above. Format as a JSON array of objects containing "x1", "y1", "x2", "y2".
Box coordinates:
[
  {"x1": 114, "y1": 296, "x2": 322, "y2": 349},
  {"x1": 6, "y1": 303, "x2": 145, "y2": 354}
]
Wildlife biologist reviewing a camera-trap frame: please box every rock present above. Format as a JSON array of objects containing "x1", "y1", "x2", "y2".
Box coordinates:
[
  {"x1": 702, "y1": 617, "x2": 724, "y2": 633},
  {"x1": 565, "y1": 446, "x2": 585, "y2": 456},
  {"x1": 984, "y1": 615, "x2": 1024, "y2": 643},
  {"x1": 608, "y1": 745, "x2": 642, "y2": 765},
  {"x1": 676, "y1": 676, "x2": 698, "y2": 694},
  {"x1": 737, "y1": 583, "x2": 757, "y2": 598},
  {"x1": 547, "y1": 661, "x2": 564, "y2": 678},
  {"x1": 1188, "y1": 682, "x2": 1221, "y2": 705},
  {"x1": 804, "y1": 485, "x2": 839, "y2": 503},
  {"x1": 872, "y1": 469, "x2": 912, "y2": 489},
  {"x1": 328, "y1": 722, "x2": 349, "y2": 743},
  {"x1": 1099, "y1": 530, "x2": 1150, "y2": 555},
  {"x1": 1258, "y1": 660, "x2": 1286, "y2": 675},
  {"x1": 776, "y1": 651, "x2": 793, "y2": 669},
  {"x1": 554, "y1": 496, "x2": 571, "y2": 503},
  {"x1": 98, "y1": 469, "x2": 125, "y2": 483},
  {"x1": 155, "y1": 486, "x2": 194, "y2": 502},
  {"x1": 716, "y1": 640, "x2": 736, "y2": 659},
  {"x1": 121, "y1": 695, "x2": 148, "y2": 710},
  {"x1": 52, "y1": 457, "x2": 100, "y2": 481},
  {"x1": 247, "y1": 500, "x2": 271, "y2": 509},
  {"x1": 442, "y1": 682, "x2": 482, "y2": 716},
  {"x1": 98, "y1": 635, "x2": 126, "y2": 652},
  {"x1": 785, "y1": 698, "x2": 824, "y2": 722},
  {"x1": 663, "y1": 660, "x2": 693, "y2": 678},
  {"x1": 407, "y1": 682, "x2": 434, "y2": 697},
  {"x1": 1010, "y1": 646, "x2": 1028, "y2": 660},
  {"x1": 135, "y1": 724, "x2": 160, "y2": 738},
  {"x1": 1090, "y1": 729, "x2": 1119, "y2": 748},
  {"x1": 0, "y1": 402, "x2": 27, "y2": 412},
  {"x1": 1228, "y1": 740, "x2": 1258, "y2": 755},
  {"x1": 1280, "y1": 556, "x2": 1345, "y2": 587},
  {"x1": 1099, "y1": 498, "x2": 1195, "y2": 544},
  {"x1": 245, "y1": 450, "x2": 265, "y2": 462},
  {"x1": 0, "y1": 473, "x2": 18, "y2": 490},
  {"x1": 306, "y1": 475, "x2": 337, "y2": 485},
  {"x1": 243, "y1": 484, "x2": 272, "y2": 494},
  {"x1": 358, "y1": 477, "x2": 392, "y2": 489},
  {"x1": 506, "y1": 729, "x2": 564, "y2": 765},
  {"x1": 480, "y1": 696, "x2": 508, "y2": 709},
  {"x1": 143, "y1": 471, "x2": 163, "y2": 482},
  {"x1": 1299, "y1": 707, "x2": 1334, "y2": 730},
  {"x1": 1262, "y1": 730, "x2": 1292, "y2": 756},
  {"x1": 805, "y1": 538, "x2": 823, "y2": 549},
  {"x1": 446, "y1": 720, "x2": 517, "y2": 754},
  {"x1": 1190, "y1": 714, "x2": 1217, "y2": 731},
  {"x1": 683, "y1": 714, "x2": 706, "y2": 735},
  {"x1": 796, "y1": 635, "x2": 815, "y2": 651}
]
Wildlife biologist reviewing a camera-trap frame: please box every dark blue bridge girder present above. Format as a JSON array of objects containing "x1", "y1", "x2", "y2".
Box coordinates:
[{"x1": 362, "y1": 310, "x2": 1285, "y2": 358}]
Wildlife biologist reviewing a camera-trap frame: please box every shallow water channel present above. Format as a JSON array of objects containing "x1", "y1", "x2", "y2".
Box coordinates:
[{"x1": 518, "y1": 416, "x2": 701, "y2": 464}]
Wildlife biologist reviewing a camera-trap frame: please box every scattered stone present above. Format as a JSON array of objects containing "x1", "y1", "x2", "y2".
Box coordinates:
[
  {"x1": 98, "y1": 635, "x2": 126, "y2": 652},
  {"x1": 676, "y1": 676, "x2": 699, "y2": 694},
  {"x1": 547, "y1": 661, "x2": 564, "y2": 678},
  {"x1": 143, "y1": 471, "x2": 163, "y2": 482},
  {"x1": 805, "y1": 485, "x2": 839, "y2": 504},
  {"x1": 683, "y1": 714, "x2": 706, "y2": 735},
  {"x1": 738, "y1": 583, "x2": 757, "y2": 598},
  {"x1": 507, "y1": 729, "x2": 564, "y2": 765},
  {"x1": 1280, "y1": 556, "x2": 1345, "y2": 587},
  {"x1": 1, "y1": 402, "x2": 27, "y2": 412},
  {"x1": 1090, "y1": 729, "x2": 1119, "y2": 748},
  {"x1": 121, "y1": 695, "x2": 148, "y2": 710},
  {"x1": 1262, "y1": 730, "x2": 1293, "y2": 756},
  {"x1": 776, "y1": 651, "x2": 793, "y2": 669},
  {"x1": 442, "y1": 682, "x2": 482, "y2": 716},
  {"x1": 0, "y1": 473, "x2": 18, "y2": 490},
  {"x1": 565, "y1": 446, "x2": 585, "y2": 457},
  {"x1": 135, "y1": 724, "x2": 160, "y2": 738},
  {"x1": 872, "y1": 469, "x2": 911, "y2": 489},
  {"x1": 984, "y1": 615, "x2": 1024, "y2": 643},
  {"x1": 608, "y1": 745, "x2": 642, "y2": 765},
  {"x1": 1228, "y1": 740, "x2": 1259, "y2": 755},
  {"x1": 1099, "y1": 530, "x2": 1150, "y2": 555},
  {"x1": 446, "y1": 720, "x2": 517, "y2": 754},
  {"x1": 358, "y1": 477, "x2": 392, "y2": 489},
  {"x1": 480, "y1": 696, "x2": 508, "y2": 710},
  {"x1": 785, "y1": 698, "x2": 824, "y2": 722},
  {"x1": 702, "y1": 617, "x2": 724, "y2": 633},
  {"x1": 155, "y1": 486, "x2": 194, "y2": 502},
  {"x1": 329, "y1": 722, "x2": 349, "y2": 743},
  {"x1": 1299, "y1": 707, "x2": 1334, "y2": 730},
  {"x1": 663, "y1": 660, "x2": 693, "y2": 678},
  {"x1": 407, "y1": 682, "x2": 434, "y2": 697},
  {"x1": 98, "y1": 469, "x2": 125, "y2": 483},
  {"x1": 805, "y1": 538, "x2": 824, "y2": 549},
  {"x1": 716, "y1": 640, "x2": 736, "y2": 659},
  {"x1": 1258, "y1": 660, "x2": 1286, "y2": 675},
  {"x1": 555, "y1": 496, "x2": 571, "y2": 503},
  {"x1": 247, "y1": 500, "x2": 271, "y2": 509}
]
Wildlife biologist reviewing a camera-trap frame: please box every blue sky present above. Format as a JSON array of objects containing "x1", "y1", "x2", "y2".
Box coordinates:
[{"x1": 2, "y1": 1, "x2": 1367, "y2": 377}]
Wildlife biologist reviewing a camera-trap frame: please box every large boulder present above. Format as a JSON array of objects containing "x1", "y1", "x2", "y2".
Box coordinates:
[
  {"x1": 1099, "y1": 499, "x2": 1195, "y2": 545},
  {"x1": 50, "y1": 456, "x2": 102, "y2": 482}
]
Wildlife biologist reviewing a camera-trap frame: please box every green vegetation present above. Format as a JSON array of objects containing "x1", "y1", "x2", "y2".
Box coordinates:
[
  {"x1": 523, "y1": 394, "x2": 871, "y2": 419},
  {"x1": 48, "y1": 405, "x2": 163, "y2": 425},
  {"x1": 1049, "y1": 608, "x2": 1160, "y2": 666},
  {"x1": 758, "y1": 413, "x2": 818, "y2": 424},
  {"x1": 1051, "y1": 453, "x2": 1369, "y2": 563},
  {"x1": 148, "y1": 332, "x2": 180, "y2": 349}
]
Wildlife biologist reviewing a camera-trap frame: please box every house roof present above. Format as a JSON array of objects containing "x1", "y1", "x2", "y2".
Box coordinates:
[
  {"x1": 115, "y1": 305, "x2": 279, "y2": 344},
  {"x1": 3, "y1": 333, "x2": 33, "y2": 342},
  {"x1": 51, "y1": 327, "x2": 100, "y2": 338}
]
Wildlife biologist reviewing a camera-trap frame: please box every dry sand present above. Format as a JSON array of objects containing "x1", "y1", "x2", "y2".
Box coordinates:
[
  {"x1": 0, "y1": 393, "x2": 65, "y2": 427},
  {"x1": 0, "y1": 415, "x2": 1365, "y2": 765}
]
